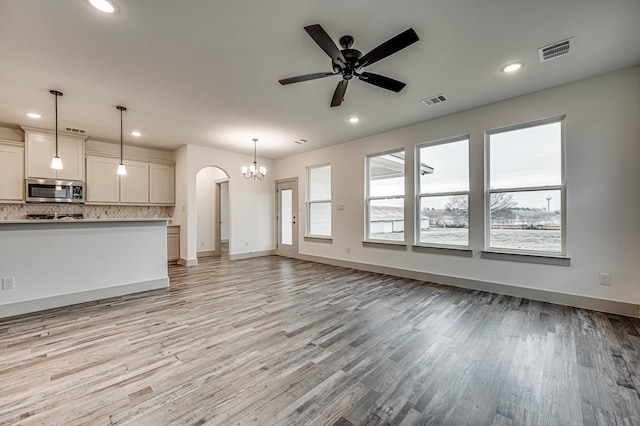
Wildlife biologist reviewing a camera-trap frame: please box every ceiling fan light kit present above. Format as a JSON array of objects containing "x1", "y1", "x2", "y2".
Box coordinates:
[{"x1": 279, "y1": 24, "x2": 419, "y2": 107}]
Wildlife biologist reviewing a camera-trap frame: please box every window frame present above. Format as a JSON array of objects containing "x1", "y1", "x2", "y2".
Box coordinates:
[
  {"x1": 305, "y1": 163, "x2": 332, "y2": 239},
  {"x1": 484, "y1": 116, "x2": 567, "y2": 256},
  {"x1": 414, "y1": 135, "x2": 471, "y2": 249},
  {"x1": 365, "y1": 148, "x2": 406, "y2": 243}
]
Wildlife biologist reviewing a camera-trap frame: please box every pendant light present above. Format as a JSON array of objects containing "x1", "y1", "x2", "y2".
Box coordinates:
[
  {"x1": 116, "y1": 106, "x2": 127, "y2": 176},
  {"x1": 50, "y1": 90, "x2": 63, "y2": 170},
  {"x1": 242, "y1": 138, "x2": 266, "y2": 180}
]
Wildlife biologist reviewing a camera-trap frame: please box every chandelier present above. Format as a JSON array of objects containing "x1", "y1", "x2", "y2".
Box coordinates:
[{"x1": 242, "y1": 138, "x2": 266, "y2": 180}]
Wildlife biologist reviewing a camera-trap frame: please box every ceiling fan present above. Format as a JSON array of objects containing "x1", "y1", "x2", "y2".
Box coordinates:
[{"x1": 279, "y1": 24, "x2": 419, "y2": 107}]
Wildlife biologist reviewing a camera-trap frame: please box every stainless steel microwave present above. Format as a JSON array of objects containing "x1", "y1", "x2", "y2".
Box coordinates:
[{"x1": 25, "y1": 178, "x2": 84, "y2": 203}]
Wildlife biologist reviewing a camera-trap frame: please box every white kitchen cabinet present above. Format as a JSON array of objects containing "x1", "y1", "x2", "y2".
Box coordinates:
[
  {"x1": 149, "y1": 163, "x2": 174, "y2": 205},
  {"x1": 85, "y1": 156, "x2": 120, "y2": 203},
  {"x1": 0, "y1": 142, "x2": 24, "y2": 202},
  {"x1": 119, "y1": 160, "x2": 149, "y2": 204},
  {"x1": 167, "y1": 225, "x2": 180, "y2": 263},
  {"x1": 85, "y1": 153, "x2": 174, "y2": 206},
  {"x1": 24, "y1": 129, "x2": 85, "y2": 181}
]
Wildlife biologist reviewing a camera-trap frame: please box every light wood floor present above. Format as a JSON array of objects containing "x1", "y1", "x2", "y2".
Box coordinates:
[{"x1": 1, "y1": 256, "x2": 639, "y2": 425}]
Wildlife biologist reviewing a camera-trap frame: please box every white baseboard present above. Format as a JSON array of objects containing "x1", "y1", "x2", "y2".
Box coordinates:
[
  {"x1": 179, "y1": 257, "x2": 198, "y2": 267},
  {"x1": 294, "y1": 253, "x2": 640, "y2": 318},
  {"x1": 0, "y1": 278, "x2": 169, "y2": 319},
  {"x1": 229, "y1": 249, "x2": 275, "y2": 260}
]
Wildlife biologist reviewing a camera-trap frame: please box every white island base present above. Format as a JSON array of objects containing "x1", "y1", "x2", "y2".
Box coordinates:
[{"x1": 0, "y1": 219, "x2": 169, "y2": 319}]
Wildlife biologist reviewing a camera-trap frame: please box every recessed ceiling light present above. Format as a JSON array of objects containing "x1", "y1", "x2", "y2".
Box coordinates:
[
  {"x1": 348, "y1": 116, "x2": 360, "y2": 124},
  {"x1": 88, "y1": 0, "x2": 116, "y2": 14},
  {"x1": 25, "y1": 112, "x2": 42, "y2": 119},
  {"x1": 502, "y1": 62, "x2": 523, "y2": 73},
  {"x1": 130, "y1": 131, "x2": 142, "y2": 137}
]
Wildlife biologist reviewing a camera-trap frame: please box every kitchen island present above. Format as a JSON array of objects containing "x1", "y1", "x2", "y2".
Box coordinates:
[{"x1": 0, "y1": 218, "x2": 170, "y2": 318}]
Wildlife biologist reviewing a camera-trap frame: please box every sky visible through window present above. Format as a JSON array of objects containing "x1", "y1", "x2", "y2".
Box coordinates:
[
  {"x1": 490, "y1": 122, "x2": 562, "y2": 211},
  {"x1": 375, "y1": 123, "x2": 562, "y2": 211}
]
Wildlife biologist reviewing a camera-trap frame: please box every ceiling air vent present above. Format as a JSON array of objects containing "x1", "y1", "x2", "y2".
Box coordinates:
[
  {"x1": 65, "y1": 127, "x2": 86, "y2": 134},
  {"x1": 294, "y1": 139, "x2": 308, "y2": 145},
  {"x1": 539, "y1": 38, "x2": 574, "y2": 62},
  {"x1": 421, "y1": 94, "x2": 447, "y2": 106}
]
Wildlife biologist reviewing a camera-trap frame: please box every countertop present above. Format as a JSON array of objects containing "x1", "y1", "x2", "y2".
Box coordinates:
[{"x1": 0, "y1": 218, "x2": 173, "y2": 224}]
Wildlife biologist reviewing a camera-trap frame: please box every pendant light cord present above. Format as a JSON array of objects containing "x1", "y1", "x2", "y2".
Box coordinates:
[
  {"x1": 120, "y1": 107, "x2": 123, "y2": 163},
  {"x1": 116, "y1": 106, "x2": 127, "y2": 164},
  {"x1": 49, "y1": 90, "x2": 63, "y2": 157},
  {"x1": 55, "y1": 93, "x2": 58, "y2": 157}
]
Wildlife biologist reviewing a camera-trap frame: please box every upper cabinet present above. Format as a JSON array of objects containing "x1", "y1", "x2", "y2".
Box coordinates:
[
  {"x1": 23, "y1": 127, "x2": 85, "y2": 181},
  {"x1": 120, "y1": 160, "x2": 149, "y2": 204},
  {"x1": 149, "y1": 163, "x2": 174, "y2": 205},
  {"x1": 0, "y1": 141, "x2": 25, "y2": 202},
  {"x1": 85, "y1": 156, "x2": 120, "y2": 203},
  {"x1": 85, "y1": 154, "x2": 174, "y2": 206}
]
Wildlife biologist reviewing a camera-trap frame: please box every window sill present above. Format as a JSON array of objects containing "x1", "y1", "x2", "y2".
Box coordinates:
[
  {"x1": 412, "y1": 245, "x2": 473, "y2": 257},
  {"x1": 481, "y1": 250, "x2": 571, "y2": 266},
  {"x1": 362, "y1": 240, "x2": 408, "y2": 250},
  {"x1": 304, "y1": 236, "x2": 333, "y2": 243}
]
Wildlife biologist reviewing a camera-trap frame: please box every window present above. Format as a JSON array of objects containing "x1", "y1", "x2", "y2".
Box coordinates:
[
  {"x1": 416, "y1": 137, "x2": 470, "y2": 247},
  {"x1": 306, "y1": 164, "x2": 331, "y2": 237},
  {"x1": 366, "y1": 150, "x2": 405, "y2": 241},
  {"x1": 486, "y1": 117, "x2": 565, "y2": 254}
]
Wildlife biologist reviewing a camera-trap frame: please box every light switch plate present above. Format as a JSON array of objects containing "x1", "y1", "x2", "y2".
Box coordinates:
[
  {"x1": 2, "y1": 277, "x2": 15, "y2": 290},
  {"x1": 599, "y1": 273, "x2": 611, "y2": 286}
]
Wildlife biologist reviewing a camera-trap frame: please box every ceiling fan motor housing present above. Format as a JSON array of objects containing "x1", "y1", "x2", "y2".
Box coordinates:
[{"x1": 334, "y1": 42, "x2": 363, "y2": 79}]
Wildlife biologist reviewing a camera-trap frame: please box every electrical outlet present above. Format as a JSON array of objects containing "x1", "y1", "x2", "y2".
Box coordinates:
[
  {"x1": 200, "y1": 241, "x2": 205, "y2": 247},
  {"x1": 244, "y1": 242, "x2": 249, "y2": 247},
  {"x1": 2, "y1": 277, "x2": 15, "y2": 290},
  {"x1": 599, "y1": 273, "x2": 611, "y2": 286},
  {"x1": 346, "y1": 247, "x2": 351, "y2": 254}
]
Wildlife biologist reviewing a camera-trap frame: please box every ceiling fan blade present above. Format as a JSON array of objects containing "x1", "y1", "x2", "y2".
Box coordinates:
[
  {"x1": 358, "y1": 72, "x2": 406, "y2": 92},
  {"x1": 331, "y1": 80, "x2": 349, "y2": 107},
  {"x1": 304, "y1": 24, "x2": 346, "y2": 66},
  {"x1": 358, "y1": 28, "x2": 419, "y2": 68},
  {"x1": 279, "y1": 72, "x2": 336, "y2": 85}
]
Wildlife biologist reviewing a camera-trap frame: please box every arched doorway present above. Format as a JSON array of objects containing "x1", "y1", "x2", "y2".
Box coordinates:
[{"x1": 195, "y1": 166, "x2": 230, "y2": 258}]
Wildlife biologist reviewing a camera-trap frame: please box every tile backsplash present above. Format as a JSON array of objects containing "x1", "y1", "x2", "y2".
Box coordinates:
[{"x1": 0, "y1": 203, "x2": 174, "y2": 220}]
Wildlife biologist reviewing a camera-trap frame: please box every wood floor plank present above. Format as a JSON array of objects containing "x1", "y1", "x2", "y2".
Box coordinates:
[{"x1": 1, "y1": 255, "x2": 639, "y2": 425}]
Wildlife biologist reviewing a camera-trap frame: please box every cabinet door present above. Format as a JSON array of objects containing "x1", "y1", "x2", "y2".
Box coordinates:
[
  {"x1": 26, "y1": 133, "x2": 55, "y2": 179},
  {"x1": 167, "y1": 227, "x2": 180, "y2": 262},
  {"x1": 120, "y1": 160, "x2": 149, "y2": 204},
  {"x1": 86, "y1": 156, "x2": 120, "y2": 203},
  {"x1": 26, "y1": 131, "x2": 84, "y2": 180},
  {"x1": 0, "y1": 144, "x2": 24, "y2": 201},
  {"x1": 149, "y1": 164, "x2": 174, "y2": 205},
  {"x1": 56, "y1": 136, "x2": 84, "y2": 181}
]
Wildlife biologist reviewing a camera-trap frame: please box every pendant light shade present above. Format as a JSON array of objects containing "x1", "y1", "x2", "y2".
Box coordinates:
[
  {"x1": 50, "y1": 90, "x2": 63, "y2": 170},
  {"x1": 116, "y1": 106, "x2": 127, "y2": 176}
]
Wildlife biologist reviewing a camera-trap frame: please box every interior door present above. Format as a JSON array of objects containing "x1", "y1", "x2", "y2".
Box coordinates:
[{"x1": 276, "y1": 179, "x2": 298, "y2": 257}]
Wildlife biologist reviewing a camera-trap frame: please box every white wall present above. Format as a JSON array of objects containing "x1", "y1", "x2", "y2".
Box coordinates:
[
  {"x1": 173, "y1": 144, "x2": 274, "y2": 265},
  {"x1": 274, "y1": 66, "x2": 640, "y2": 305},
  {"x1": 196, "y1": 166, "x2": 227, "y2": 253}
]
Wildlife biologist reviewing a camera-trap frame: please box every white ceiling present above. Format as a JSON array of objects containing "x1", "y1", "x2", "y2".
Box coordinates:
[{"x1": 0, "y1": 0, "x2": 639, "y2": 159}]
